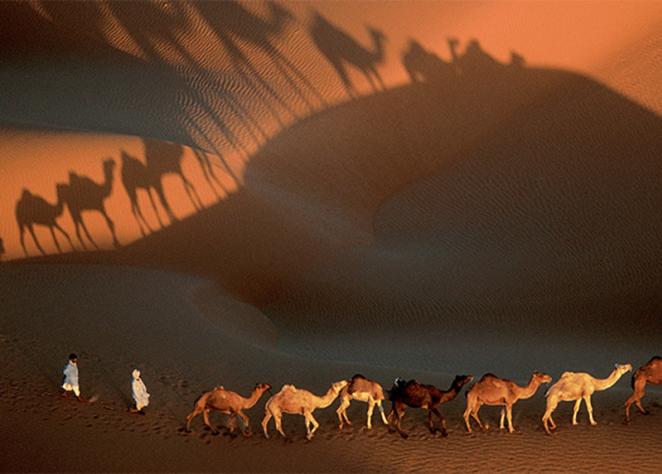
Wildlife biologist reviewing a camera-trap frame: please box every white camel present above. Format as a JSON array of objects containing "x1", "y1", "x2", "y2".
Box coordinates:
[
  {"x1": 542, "y1": 363, "x2": 632, "y2": 434},
  {"x1": 336, "y1": 374, "x2": 389, "y2": 430},
  {"x1": 262, "y1": 380, "x2": 348, "y2": 441}
]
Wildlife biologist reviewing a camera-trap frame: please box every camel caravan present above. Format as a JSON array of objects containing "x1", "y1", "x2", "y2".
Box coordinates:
[{"x1": 180, "y1": 357, "x2": 661, "y2": 441}]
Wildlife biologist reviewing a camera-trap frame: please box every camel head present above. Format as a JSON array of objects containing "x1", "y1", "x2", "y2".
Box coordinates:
[
  {"x1": 614, "y1": 363, "x2": 633, "y2": 376},
  {"x1": 331, "y1": 380, "x2": 349, "y2": 394},
  {"x1": 533, "y1": 371, "x2": 553, "y2": 384},
  {"x1": 255, "y1": 383, "x2": 272, "y2": 395},
  {"x1": 452, "y1": 374, "x2": 474, "y2": 389}
]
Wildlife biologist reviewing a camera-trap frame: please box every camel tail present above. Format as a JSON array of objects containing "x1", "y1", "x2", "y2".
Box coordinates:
[{"x1": 631, "y1": 371, "x2": 639, "y2": 389}]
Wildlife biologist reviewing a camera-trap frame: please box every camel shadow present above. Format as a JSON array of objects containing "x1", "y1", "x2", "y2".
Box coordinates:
[
  {"x1": 15, "y1": 188, "x2": 73, "y2": 257},
  {"x1": 121, "y1": 139, "x2": 203, "y2": 236},
  {"x1": 309, "y1": 11, "x2": 387, "y2": 97},
  {"x1": 57, "y1": 159, "x2": 120, "y2": 250}
]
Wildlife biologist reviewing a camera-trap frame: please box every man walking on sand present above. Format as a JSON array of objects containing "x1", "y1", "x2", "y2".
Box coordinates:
[
  {"x1": 130, "y1": 369, "x2": 150, "y2": 414},
  {"x1": 62, "y1": 353, "x2": 83, "y2": 401}
]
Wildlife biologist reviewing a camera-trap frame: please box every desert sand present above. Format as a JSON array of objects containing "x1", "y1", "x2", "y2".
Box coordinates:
[{"x1": 1, "y1": 1, "x2": 661, "y2": 472}]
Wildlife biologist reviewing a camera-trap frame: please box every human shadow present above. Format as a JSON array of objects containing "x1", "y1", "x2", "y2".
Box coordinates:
[
  {"x1": 57, "y1": 159, "x2": 120, "y2": 250},
  {"x1": 402, "y1": 39, "x2": 456, "y2": 83},
  {"x1": 309, "y1": 11, "x2": 387, "y2": 97},
  {"x1": 15, "y1": 188, "x2": 73, "y2": 257},
  {"x1": 121, "y1": 139, "x2": 203, "y2": 236}
]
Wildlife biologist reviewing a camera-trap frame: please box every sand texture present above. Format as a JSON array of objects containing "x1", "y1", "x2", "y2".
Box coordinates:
[{"x1": 0, "y1": 1, "x2": 661, "y2": 472}]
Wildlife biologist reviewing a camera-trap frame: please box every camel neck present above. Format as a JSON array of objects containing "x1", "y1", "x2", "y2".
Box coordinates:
[
  {"x1": 593, "y1": 370, "x2": 622, "y2": 391},
  {"x1": 315, "y1": 387, "x2": 339, "y2": 409},
  {"x1": 518, "y1": 377, "x2": 542, "y2": 400},
  {"x1": 243, "y1": 389, "x2": 264, "y2": 409}
]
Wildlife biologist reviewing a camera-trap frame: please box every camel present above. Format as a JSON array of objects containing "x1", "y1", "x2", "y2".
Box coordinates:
[
  {"x1": 542, "y1": 363, "x2": 632, "y2": 434},
  {"x1": 185, "y1": 383, "x2": 271, "y2": 437},
  {"x1": 15, "y1": 187, "x2": 73, "y2": 256},
  {"x1": 58, "y1": 159, "x2": 119, "y2": 250},
  {"x1": 625, "y1": 356, "x2": 662, "y2": 422},
  {"x1": 464, "y1": 371, "x2": 552, "y2": 433},
  {"x1": 0, "y1": 237, "x2": 4, "y2": 261},
  {"x1": 262, "y1": 380, "x2": 348, "y2": 441},
  {"x1": 336, "y1": 374, "x2": 389, "y2": 430},
  {"x1": 121, "y1": 141, "x2": 202, "y2": 235},
  {"x1": 388, "y1": 375, "x2": 473, "y2": 439},
  {"x1": 311, "y1": 12, "x2": 386, "y2": 96}
]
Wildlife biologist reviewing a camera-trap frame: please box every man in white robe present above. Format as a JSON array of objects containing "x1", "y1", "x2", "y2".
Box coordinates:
[
  {"x1": 131, "y1": 369, "x2": 150, "y2": 414},
  {"x1": 62, "y1": 353, "x2": 81, "y2": 400}
]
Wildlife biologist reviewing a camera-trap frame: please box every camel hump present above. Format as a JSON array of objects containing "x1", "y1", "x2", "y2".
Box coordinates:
[
  {"x1": 480, "y1": 373, "x2": 499, "y2": 381},
  {"x1": 281, "y1": 384, "x2": 296, "y2": 392},
  {"x1": 560, "y1": 371, "x2": 575, "y2": 378}
]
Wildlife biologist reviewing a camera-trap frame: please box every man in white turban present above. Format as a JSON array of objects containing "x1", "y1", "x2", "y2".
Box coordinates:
[{"x1": 131, "y1": 369, "x2": 150, "y2": 414}]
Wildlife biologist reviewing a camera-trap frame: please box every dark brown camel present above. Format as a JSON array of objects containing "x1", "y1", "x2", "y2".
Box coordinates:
[
  {"x1": 15, "y1": 187, "x2": 73, "y2": 256},
  {"x1": 625, "y1": 356, "x2": 662, "y2": 422},
  {"x1": 387, "y1": 375, "x2": 473, "y2": 439},
  {"x1": 186, "y1": 383, "x2": 271, "y2": 437},
  {"x1": 58, "y1": 159, "x2": 119, "y2": 250}
]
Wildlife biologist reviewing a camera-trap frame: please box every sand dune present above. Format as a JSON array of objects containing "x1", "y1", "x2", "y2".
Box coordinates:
[{"x1": 1, "y1": 1, "x2": 661, "y2": 472}]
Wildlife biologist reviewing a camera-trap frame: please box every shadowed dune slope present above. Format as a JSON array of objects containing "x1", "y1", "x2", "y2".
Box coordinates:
[{"x1": 34, "y1": 63, "x2": 662, "y2": 339}]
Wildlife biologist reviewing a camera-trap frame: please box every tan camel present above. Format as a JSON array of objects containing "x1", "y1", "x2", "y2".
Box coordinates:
[
  {"x1": 625, "y1": 356, "x2": 662, "y2": 422},
  {"x1": 542, "y1": 363, "x2": 632, "y2": 434},
  {"x1": 15, "y1": 187, "x2": 73, "y2": 256},
  {"x1": 311, "y1": 12, "x2": 386, "y2": 96},
  {"x1": 464, "y1": 371, "x2": 552, "y2": 433},
  {"x1": 58, "y1": 159, "x2": 119, "y2": 250},
  {"x1": 336, "y1": 374, "x2": 389, "y2": 430},
  {"x1": 185, "y1": 383, "x2": 271, "y2": 436},
  {"x1": 262, "y1": 380, "x2": 348, "y2": 440}
]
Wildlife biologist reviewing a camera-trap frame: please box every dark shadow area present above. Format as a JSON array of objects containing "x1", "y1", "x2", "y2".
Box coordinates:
[
  {"x1": 27, "y1": 37, "x2": 662, "y2": 344},
  {"x1": 310, "y1": 11, "x2": 386, "y2": 97},
  {"x1": 57, "y1": 159, "x2": 119, "y2": 250}
]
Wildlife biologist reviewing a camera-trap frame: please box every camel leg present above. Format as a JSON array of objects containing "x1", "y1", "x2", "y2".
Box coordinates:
[
  {"x1": 28, "y1": 224, "x2": 46, "y2": 255},
  {"x1": 79, "y1": 219, "x2": 99, "y2": 250},
  {"x1": 366, "y1": 399, "x2": 375, "y2": 429},
  {"x1": 431, "y1": 407, "x2": 448, "y2": 437},
  {"x1": 274, "y1": 414, "x2": 287, "y2": 439},
  {"x1": 147, "y1": 189, "x2": 166, "y2": 228},
  {"x1": 73, "y1": 221, "x2": 87, "y2": 250},
  {"x1": 185, "y1": 407, "x2": 202, "y2": 432},
  {"x1": 584, "y1": 395, "x2": 597, "y2": 426},
  {"x1": 54, "y1": 222, "x2": 75, "y2": 251},
  {"x1": 499, "y1": 408, "x2": 506, "y2": 430},
  {"x1": 506, "y1": 405, "x2": 514, "y2": 433},
  {"x1": 542, "y1": 399, "x2": 558, "y2": 434},
  {"x1": 463, "y1": 404, "x2": 473, "y2": 433},
  {"x1": 100, "y1": 206, "x2": 120, "y2": 247},
  {"x1": 180, "y1": 173, "x2": 203, "y2": 211},
  {"x1": 625, "y1": 378, "x2": 648, "y2": 422},
  {"x1": 202, "y1": 409, "x2": 219, "y2": 435},
  {"x1": 19, "y1": 224, "x2": 28, "y2": 256},
  {"x1": 471, "y1": 406, "x2": 487, "y2": 431},
  {"x1": 390, "y1": 403, "x2": 408, "y2": 439},
  {"x1": 336, "y1": 396, "x2": 350, "y2": 430},
  {"x1": 572, "y1": 398, "x2": 582, "y2": 425},
  {"x1": 377, "y1": 400, "x2": 388, "y2": 425},
  {"x1": 236, "y1": 410, "x2": 252, "y2": 437},
  {"x1": 261, "y1": 410, "x2": 272, "y2": 439},
  {"x1": 153, "y1": 181, "x2": 177, "y2": 224},
  {"x1": 49, "y1": 226, "x2": 62, "y2": 253},
  {"x1": 304, "y1": 411, "x2": 320, "y2": 440}
]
